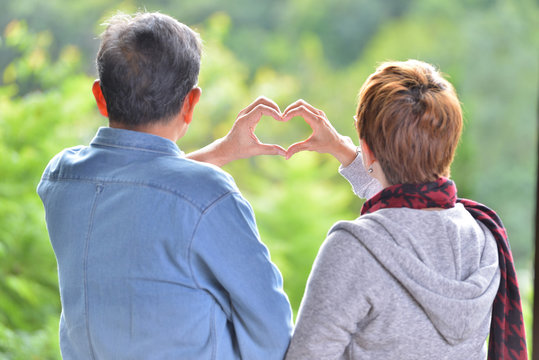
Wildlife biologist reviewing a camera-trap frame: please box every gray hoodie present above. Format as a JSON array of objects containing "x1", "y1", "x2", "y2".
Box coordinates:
[{"x1": 285, "y1": 155, "x2": 500, "y2": 360}]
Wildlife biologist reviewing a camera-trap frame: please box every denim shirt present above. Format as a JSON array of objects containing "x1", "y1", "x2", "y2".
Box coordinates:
[{"x1": 37, "y1": 127, "x2": 293, "y2": 360}]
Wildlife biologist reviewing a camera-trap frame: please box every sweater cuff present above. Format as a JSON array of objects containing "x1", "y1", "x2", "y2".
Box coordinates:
[{"x1": 338, "y1": 153, "x2": 383, "y2": 199}]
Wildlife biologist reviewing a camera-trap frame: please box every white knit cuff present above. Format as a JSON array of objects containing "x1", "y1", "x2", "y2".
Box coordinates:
[{"x1": 338, "y1": 152, "x2": 383, "y2": 199}]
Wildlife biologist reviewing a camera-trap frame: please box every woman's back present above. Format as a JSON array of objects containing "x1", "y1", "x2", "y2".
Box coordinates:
[
  {"x1": 284, "y1": 59, "x2": 525, "y2": 359},
  {"x1": 286, "y1": 204, "x2": 500, "y2": 360}
]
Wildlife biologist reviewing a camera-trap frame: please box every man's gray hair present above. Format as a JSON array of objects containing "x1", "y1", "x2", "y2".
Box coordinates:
[{"x1": 96, "y1": 12, "x2": 202, "y2": 126}]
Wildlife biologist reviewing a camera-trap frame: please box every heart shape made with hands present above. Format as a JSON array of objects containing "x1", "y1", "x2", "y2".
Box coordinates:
[
  {"x1": 243, "y1": 98, "x2": 329, "y2": 159},
  {"x1": 231, "y1": 97, "x2": 338, "y2": 161},
  {"x1": 254, "y1": 111, "x2": 313, "y2": 150}
]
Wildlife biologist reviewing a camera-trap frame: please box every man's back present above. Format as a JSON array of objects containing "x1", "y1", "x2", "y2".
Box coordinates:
[{"x1": 38, "y1": 127, "x2": 292, "y2": 359}]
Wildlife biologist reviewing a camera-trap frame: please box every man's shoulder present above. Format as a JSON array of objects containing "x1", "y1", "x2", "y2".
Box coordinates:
[
  {"x1": 168, "y1": 157, "x2": 237, "y2": 191},
  {"x1": 150, "y1": 156, "x2": 241, "y2": 209},
  {"x1": 41, "y1": 145, "x2": 88, "y2": 177},
  {"x1": 40, "y1": 145, "x2": 241, "y2": 211}
]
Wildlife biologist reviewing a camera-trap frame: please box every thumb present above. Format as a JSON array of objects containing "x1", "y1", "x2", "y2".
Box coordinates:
[
  {"x1": 286, "y1": 141, "x2": 310, "y2": 160},
  {"x1": 257, "y1": 143, "x2": 287, "y2": 157}
]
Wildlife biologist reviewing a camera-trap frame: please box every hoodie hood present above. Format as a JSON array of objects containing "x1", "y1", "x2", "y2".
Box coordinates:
[{"x1": 329, "y1": 203, "x2": 500, "y2": 345}]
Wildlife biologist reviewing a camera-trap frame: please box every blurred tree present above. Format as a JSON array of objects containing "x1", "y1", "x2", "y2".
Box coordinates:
[
  {"x1": 182, "y1": 12, "x2": 359, "y2": 313},
  {"x1": 348, "y1": 0, "x2": 539, "y2": 264},
  {"x1": 0, "y1": 20, "x2": 97, "y2": 359},
  {"x1": 0, "y1": 0, "x2": 537, "y2": 356}
]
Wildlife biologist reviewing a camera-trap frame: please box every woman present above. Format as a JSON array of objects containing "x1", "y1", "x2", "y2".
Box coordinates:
[{"x1": 282, "y1": 60, "x2": 527, "y2": 359}]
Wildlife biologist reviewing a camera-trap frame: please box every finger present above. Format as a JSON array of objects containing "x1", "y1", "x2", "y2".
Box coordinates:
[
  {"x1": 238, "y1": 96, "x2": 281, "y2": 117},
  {"x1": 282, "y1": 105, "x2": 321, "y2": 126},
  {"x1": 283, "y1": 99, "x2": 307, "y2": 114},
  {"x1": 256, "y1": 143, "x2": 287, "y2": 157},
  {"x1": 283, "y1": 99, "x2": 323, "y2": 118},
  {"x1": 285, "y1": 140, "x2": 311, "y2": 160},
  {"x1": 239, "y1": 104, "x2": 283, "y2": 126}
]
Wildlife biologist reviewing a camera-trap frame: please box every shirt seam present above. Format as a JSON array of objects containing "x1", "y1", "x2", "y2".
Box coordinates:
[
  {"x1": 91, "y1": 141, "x2": 182, "y2": 156},
  {"x1": 186, "y1": 191, "x2": 237, "y2": 309},
  {"x1": 39, "y1": 175, "x2": 212, "y2": 212},
  {"x1": 210, "y1": 301, "x2": 217, "y2": 360},
  {"x1": 185, "y1": 191, "x2": 240, "y2": 357},
  {"x1": 83, "y1": 183, "x2": 103, "y2": 360}
]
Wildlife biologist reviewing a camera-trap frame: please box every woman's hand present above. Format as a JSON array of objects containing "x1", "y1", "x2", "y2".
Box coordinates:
[
  {"x1": 186, "y1": 97, "x2": 286, "y2": 167},
  {"x1": 282, "y1": 99, "x2": 357, "y2": 167}
]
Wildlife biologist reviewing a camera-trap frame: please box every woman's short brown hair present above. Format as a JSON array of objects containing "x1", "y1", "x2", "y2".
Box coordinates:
[{"x1": 355, "y1": 60, "x2": 463, "y2": 185}]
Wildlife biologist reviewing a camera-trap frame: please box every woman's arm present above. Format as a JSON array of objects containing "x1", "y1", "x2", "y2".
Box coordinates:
[
  {"x1": 339, "y1": 153, "x2": 383, "y2": 199},
  {"x1": 282, "y1": 99, "x2": 382, "y2": 199},
  {"x1": 186, "y1": 97, "x2": 383, "y2": 198},
  {"x1": 282, "y1": 100, "x2": 357, "y2": 166}
]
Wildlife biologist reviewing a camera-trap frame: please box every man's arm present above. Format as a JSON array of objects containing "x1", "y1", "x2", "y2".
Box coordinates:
[
  {"x1": 189, "y1": 191, "x2": 293, "y2": 359},
  {"x1": 186, "y1": 97, "x2": 286, "y2": 167},
  {"x1": 186, "y1": 97, "x2": 360, "y2": 168}
]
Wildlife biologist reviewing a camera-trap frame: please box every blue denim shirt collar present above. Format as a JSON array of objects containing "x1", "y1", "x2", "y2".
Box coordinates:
[{"x1": 90, "y1": 127, "x2": 184, "y2": 156}]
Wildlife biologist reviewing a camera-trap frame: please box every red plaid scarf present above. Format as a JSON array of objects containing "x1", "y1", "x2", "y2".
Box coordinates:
[{"x1": 361, "y1": 177, "x2": 527, "y2": 360}]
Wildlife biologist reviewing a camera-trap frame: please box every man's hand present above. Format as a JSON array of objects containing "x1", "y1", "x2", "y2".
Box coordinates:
[
  {"x1": 222, "y1": 96, "x2": 287, "y2": 159},
  {"x1": 282, "y1": 99, "x2": 357, "y2": 167},
  {"x1": 186, "y1": 97, "x2": 286, "y2": 167}
]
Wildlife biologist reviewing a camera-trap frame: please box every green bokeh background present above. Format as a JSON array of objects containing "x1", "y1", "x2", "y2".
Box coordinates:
[{"x1": 0, "y1": 0, "x2": 537, "y2": 357}]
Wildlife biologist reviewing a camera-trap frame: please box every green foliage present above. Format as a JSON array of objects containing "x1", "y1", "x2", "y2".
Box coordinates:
[
  {"x1": 0, "y1": 20, "x2": 97, "y2": 359},
  {"x1": 235, "y1": 154, "x2": 359, "y2": 314},
  {"x1": 0, "y1": 316, "x2": 60, "y2": 360},
  {"x1": 0, "y1": 0, "x2": 537, "y2": 356},
  {"x1": 347, "y1": 0, "x2": 539, "y2": 264}
]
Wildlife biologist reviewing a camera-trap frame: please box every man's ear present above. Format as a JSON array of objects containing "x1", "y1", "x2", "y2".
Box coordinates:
[
  {"x1": 181, "y1": 87, "x2": 202, "y2": 125},
  {"x1": 92, "y1": 80, "x2": 109, "y2": 117}
]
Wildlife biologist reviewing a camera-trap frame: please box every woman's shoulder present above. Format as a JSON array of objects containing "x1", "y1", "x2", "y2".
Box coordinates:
[
  {"x1": 330, "y1": 204, "x2": 490, "y2": 240},
  {"x1": 321, "y1": 217, "x2": 394, "y2": 275},
  {"x1": 328, "y1": 205, "x2": 499, "y2": 283},
  {"x1": 327, "y1": 211, "x2": 396, "y2": 243}
]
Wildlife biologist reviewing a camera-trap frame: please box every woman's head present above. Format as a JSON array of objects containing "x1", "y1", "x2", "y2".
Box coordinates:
[{"x1": 355, "y1": 60, "x2": 462, "y2": 185}]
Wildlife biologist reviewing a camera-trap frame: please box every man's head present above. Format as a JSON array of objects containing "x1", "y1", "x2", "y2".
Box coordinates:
[
  {"x1": 95, "y1": 12, "x2": 202, "y2": 127},
  {"x1": 355, "y1": 60, "x2": 463, "y2": 185}
]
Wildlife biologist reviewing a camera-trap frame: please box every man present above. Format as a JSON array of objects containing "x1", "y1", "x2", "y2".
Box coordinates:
[{"x1": 38, "y1": 12, "x2": 292, "y2": 359}]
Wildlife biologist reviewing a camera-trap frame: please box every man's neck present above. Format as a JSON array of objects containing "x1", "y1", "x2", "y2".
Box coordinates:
[{"x1": 109, "y1": 118, "x2": 186, "y2": 143}]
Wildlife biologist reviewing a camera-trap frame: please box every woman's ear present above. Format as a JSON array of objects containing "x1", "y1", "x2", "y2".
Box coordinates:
[
  {"x1": 181, "y1": 87, "x2": 202, "y2": 125},
  {"x1": 360, "y1": 139, "x2": 376, "y2": 168},
  {"x1": 92, "y1": 80, "x2": 109, "y2": 117}
]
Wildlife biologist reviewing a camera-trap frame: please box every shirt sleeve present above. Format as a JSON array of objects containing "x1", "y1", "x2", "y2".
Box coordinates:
[
  {"x1": 285, "y1": 230, "x2": 374, "y2": 360},
  {"x1": 189, "y1": 191, "x2": 293, "y2": 360},
  {"x1": 338, "y1": 152, "x2": 383, "y2": 199}
]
